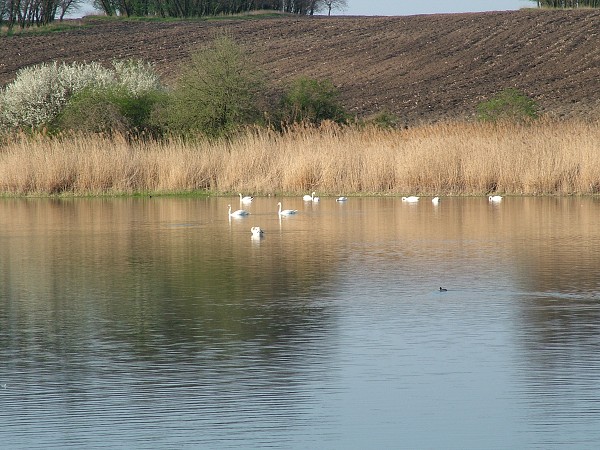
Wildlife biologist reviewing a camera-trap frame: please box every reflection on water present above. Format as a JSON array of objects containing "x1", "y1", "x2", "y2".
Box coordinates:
[{"x1": 1, "y1": 197, "x2": 600, "y2": 448}]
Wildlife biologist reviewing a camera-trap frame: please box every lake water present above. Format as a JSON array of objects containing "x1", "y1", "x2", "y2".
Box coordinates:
[{"x1": 1, "y1": 196, "x2": 600, "y2": 449}]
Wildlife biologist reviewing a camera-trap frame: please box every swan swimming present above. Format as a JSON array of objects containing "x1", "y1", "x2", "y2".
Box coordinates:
[
  {"x1": 303, "y1": 192, "x2": 315, "y2": 201},
  {"x1": 251, "y1": 226, "x2": 264, "y2": 236},
  {"x1": 432, "y1": 196, "x2": 440, "y2": 204},
  {"x1": 239, "y1": 193, "x2": 254, "y2": 204},
  {"x1": 278, "y1": 202, "x2": 297, "y2": 216},
  {"x1": 488, "y1": 195, "x2": 503, "y2": 202},
  {"x1": 228, "y1": 204, "x2": 249, "y2": 217},
  {"x1": 402, "y1": 196, "x2": 420, "y2": 203},
  {"x1": 336, "y1": 196, "x2": 348, "y2": 202}
]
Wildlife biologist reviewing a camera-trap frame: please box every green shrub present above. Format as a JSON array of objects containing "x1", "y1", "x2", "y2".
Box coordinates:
[
  {"x1": 164, "y1": 36, "x2": 265, "y2": 138},
  {"x1": 279, "y1": 76, "x2": 348, "y2": 126},
  {"x1": 477, "y1": 88, "x2": 539, "y2": 123},
  {"x1": 368, "y1": 110, "x2": 401, "y2": 129},
  {"x1": 54, "y1": 87, "x2": 165, "y2": 136}
]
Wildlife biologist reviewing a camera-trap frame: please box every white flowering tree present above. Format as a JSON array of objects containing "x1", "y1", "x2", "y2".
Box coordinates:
[{"x1": 0, "y1": 59, "x2": 161, "y2": 131}]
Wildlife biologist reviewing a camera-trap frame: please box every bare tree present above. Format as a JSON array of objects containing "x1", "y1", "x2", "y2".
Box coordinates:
[
  {"x1": 322, "y1": 0, "x2": 346, "y2": 16},
  {"x1": 57, "y1": 0, "x2": 84, "y2": 20}
]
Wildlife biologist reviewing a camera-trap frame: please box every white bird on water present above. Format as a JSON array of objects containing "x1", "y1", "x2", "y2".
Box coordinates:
[
  {"x1": 488, "y1": 195, "x2": 503, "y2": 202},
  {"x1": 432, "y1": 196, "x2": 440, "y2": 205},
  {"x1": 239, "y1": 193, "x2": 254, "y2": 204},
  {"x1": 228, "y1": 204, "x2": 249, "y2": 217},
  {"x1": 303, "y1": 191, "x2": 319, "y2": 202},
  {"x1": 278, "y1": 202, "x2": 297, "y2": 216},
  {"x1": 251, "y1": 226, "x2": 264, "y2": 237},
  {"x1": 336, "y1": 196, "x2": 348, "y2": 202},
  {"x1": 402, "y1": 196, "x2": 420, "y2": 203}
]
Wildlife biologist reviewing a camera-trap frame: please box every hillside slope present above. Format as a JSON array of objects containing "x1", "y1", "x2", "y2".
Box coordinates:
[{"x1": 1, "y1": 9, "x2": 599, "y2": 124}]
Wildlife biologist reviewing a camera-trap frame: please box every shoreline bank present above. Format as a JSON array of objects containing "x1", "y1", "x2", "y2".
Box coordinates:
[{"x1": 1, "y1": 121, "x2": 599, "y2": 197}]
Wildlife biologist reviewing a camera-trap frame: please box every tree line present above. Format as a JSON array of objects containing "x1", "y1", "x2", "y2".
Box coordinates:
[
  {"x1": 92, "y1": 0, "x2": 347, "y2": 18},
  {"x1": 1, "y1": 0, "x2": 85, "y2": 27},
  {"x1": 534, "y1": 0, "x2": 600, "y2": 6},
  {"x1": 0, "y1": 0, "x2": 347, "y2": 28},
  {"x1": 2, "y1": 0, "x2": 597, "y2": 30}
]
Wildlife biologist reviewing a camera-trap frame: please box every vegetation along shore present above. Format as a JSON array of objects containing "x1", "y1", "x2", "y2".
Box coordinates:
[
  {"x1": 1, "y1": 121, "x2": 599, "y2": 197},
  {"x1": 0, "y1": 9, "x2": 599, "y2": 197}
]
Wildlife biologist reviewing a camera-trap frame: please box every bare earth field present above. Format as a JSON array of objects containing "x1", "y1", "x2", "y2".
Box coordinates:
[{"x1": 1, "y1": 9, "x2": 599, "y2": 125}]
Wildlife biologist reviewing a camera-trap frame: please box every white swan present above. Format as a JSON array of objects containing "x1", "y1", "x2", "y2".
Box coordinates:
[
  {"x1": 312, "y1": 193, "x2": 320, "y2": 202},
  {"x1": 488, "y1": 195, "x2": 503, "y2": 202},
  {"x1": 239, "y1": 193, "x2": 254, "y2": 204},
  {"x1": 402, "y1": 196, "x2": 420, "y2": 203},
  {"x1": 432, "y1": 196, "x2": 440, "y2": 204},
  {"x1": 228, "y1": 204, "x2": 249, "y2": 217},
  {"x1": 251, "y1": 226, "x2": 264, "y2": 236},
  {"x1": 303, "y1": 191, "x2": 316, "y2": 201},
  {"x1": 336, "y1": 196, "x2": 348, "y2": 202},
  {"x1": 278, "y1": 202, "x2": 297, "y2": 216}
]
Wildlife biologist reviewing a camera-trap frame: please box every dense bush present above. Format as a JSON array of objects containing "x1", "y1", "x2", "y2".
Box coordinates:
[
  {"x1": 54, "y1": 87, "x2": 165, "y2": 136},
  {"x1": 162, "y1": 36, "x2": 265, "y2": 139},
  {"x1": 279, "y1": 76, "x2": 348, "y2": 126},
  {"x1": 0, "y1": 60, "x2": 162, "y2": 131},
  {"x1": 0, "y1": 38, "x2": 356, "y2": 139},
  {"x1": 367, "y1": 110, "x2": 402, "y2": 129},
  {"x1": 477, "y1": 88, "x2": 539, "y2": 123}
]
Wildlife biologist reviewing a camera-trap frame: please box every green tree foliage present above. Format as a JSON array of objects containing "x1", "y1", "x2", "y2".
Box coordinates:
[
  {"x1": 163, "y1": 36, "x2": 265, "y2": 138},
  {"x1": 279, "y1": 76, "x2": 347, "y2": 126},
  {"x1": 477, "y1": 88, "x2": 539, "y2": 123},
  {"x1": 54, "y1": 87, "x2": 164, "y2": 136}
]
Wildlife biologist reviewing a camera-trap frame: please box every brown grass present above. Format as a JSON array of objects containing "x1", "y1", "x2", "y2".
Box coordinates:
[{"x1": 1, "y1": 120, "x2": 599, "y2": 196}]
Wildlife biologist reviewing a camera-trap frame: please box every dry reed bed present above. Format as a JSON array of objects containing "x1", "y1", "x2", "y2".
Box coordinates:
[{"x1": 0, "y1": 121, "x2": 599, "y2": 196}]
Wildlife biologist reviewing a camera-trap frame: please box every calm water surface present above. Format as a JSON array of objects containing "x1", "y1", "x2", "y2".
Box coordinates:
[{"x1": 1, "y1": 196, "x2": 600, "y2": 449}]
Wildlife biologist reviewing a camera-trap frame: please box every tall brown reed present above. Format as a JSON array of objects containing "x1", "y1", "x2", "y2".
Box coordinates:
[{"x1": 1, "y1": 120, "x2": 599, "y2": 196}]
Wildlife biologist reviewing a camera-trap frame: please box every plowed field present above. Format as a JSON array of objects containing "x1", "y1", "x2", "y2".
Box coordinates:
[{"x1": 1, "y1": 9, "x2": 599, "y2": 124}]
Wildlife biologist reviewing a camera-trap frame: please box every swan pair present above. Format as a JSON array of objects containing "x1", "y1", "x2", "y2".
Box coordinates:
[{"x1": 303, "y1": 192, "x2": 320, "y2": 202}]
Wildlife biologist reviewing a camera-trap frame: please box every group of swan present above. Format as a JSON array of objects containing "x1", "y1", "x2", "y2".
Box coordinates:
[
  {"x1": 233, "y1": 192, "x2": 343, "y2": 238},
  {"x1": 234, "y1": 193, "x2": 504, "y2": 238},
  {"x1": 400, "y1": 195, "x2": 503, "y2": 205}
]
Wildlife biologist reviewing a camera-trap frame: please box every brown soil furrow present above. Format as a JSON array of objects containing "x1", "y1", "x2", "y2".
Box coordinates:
[{"x1": 1, "y1": 10, "x2": 598, "y2": 124}]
